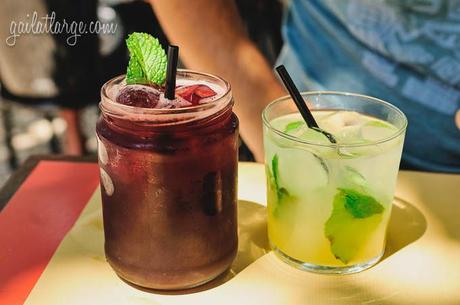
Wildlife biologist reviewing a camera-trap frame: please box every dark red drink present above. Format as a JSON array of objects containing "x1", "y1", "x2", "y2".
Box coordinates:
[{"x1": 96, "y1": 71, "x2": 238, "y2": 290}]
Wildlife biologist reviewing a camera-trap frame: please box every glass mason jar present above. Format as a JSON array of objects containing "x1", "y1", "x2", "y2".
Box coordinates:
[
  {"x1": 263, "y1": 92, "x2": 407, "y2": 274},
  {"x1": 96, "y1": 70, "x2": 239, "y2": 290}
]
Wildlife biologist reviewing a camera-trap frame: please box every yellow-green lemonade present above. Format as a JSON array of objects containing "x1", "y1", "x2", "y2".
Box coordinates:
[{"x1": 264, "y1": 109, "x2": 405, "y2": 273}]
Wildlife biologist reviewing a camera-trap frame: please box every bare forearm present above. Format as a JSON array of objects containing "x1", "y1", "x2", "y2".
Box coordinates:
[{"x1": 151, "y1": 0, "x2": 284, "y2": 161}]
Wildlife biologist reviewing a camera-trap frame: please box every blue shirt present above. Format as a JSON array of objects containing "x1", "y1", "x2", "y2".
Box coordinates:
[{"x1": 278, "y1": 0, "x2": 460, "y2": 173}]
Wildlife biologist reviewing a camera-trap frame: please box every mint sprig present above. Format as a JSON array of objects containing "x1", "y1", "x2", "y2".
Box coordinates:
[
  {"x1": 324, "y1": 188, "x2": 384, "y2": 263},
  {"x1": 126, "y1": 32, "x2": 167, "y2": 85}
]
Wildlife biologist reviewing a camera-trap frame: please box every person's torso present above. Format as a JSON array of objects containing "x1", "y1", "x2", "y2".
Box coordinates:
[{"x1": 279, "y1": 0, "x2": 460, "y2": 173}]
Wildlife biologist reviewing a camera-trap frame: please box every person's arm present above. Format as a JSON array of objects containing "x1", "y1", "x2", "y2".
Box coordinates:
[{"x1": 151, "y1": 0, "x2": 285, "y2": 162}]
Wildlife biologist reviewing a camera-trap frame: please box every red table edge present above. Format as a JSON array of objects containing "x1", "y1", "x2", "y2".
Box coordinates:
[
  {"x1": 0, "y1": 155, "x2": 99, "y2": 305},
  {"x1": 0, "y1": 154, "x2": 97, "y2": 211}
]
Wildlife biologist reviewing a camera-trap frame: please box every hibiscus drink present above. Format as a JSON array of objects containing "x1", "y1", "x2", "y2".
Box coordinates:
[{"x1": 97, "y1": 66, "x2": 238, "y2": 288}]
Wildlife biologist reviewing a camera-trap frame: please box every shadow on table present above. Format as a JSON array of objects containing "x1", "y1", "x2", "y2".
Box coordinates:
[
  {"x1": 382, "y1": 196, "x2": 427, "y2": 261},
  {"x1": 399, "y1": 174, "x2": 460, "y2": 242},
  {"x1": 129, "y1": 199, "x2": 270, "y2": 295},
  {"x1": 128, "y1": 197, "x2": 427, "y2": 295}
]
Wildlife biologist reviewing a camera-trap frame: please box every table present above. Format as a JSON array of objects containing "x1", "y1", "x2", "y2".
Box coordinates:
[{"x1": 1, "y1": 156, "x2": 460, "y2": 305}]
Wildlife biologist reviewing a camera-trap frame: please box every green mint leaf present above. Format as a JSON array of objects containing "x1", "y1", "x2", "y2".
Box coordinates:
[
  {"x1": 271, "y1": 154, "x2": 290, "y2": 201},
  {"x1": 324, "y1": 189, "x2": 385, "y2": 264},
  {"x1": 284, "y1": 121, "x2": 304, "y2": 133},
  {"x1": 272, "y1": 154, "x2": 280, "y2": 190},
  {"x1": 127, "y1": 53, "x2": 148, "y2": 84},
  {"x1": 126, "y1": 32, "x2": 167, "y2": 85},
  {"x1": 267, "y1": 154, "x2": 296, "y2": 218},
  {"x1": 339, "y1": 188, "x2": 384, "y2": 218}
]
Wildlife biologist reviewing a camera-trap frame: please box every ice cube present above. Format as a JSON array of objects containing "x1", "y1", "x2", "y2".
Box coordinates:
[
  {"x1": 337, "y1": 124, "x2": 365, "y2": 144},
  {"x1": 274, "y1": 148, "x2": 329, "y2": 196},
  {"x1": 175, "y1": 84, "x2": 216, "y2": 105},
  {"x1": 337, "y1": 142, "x2": 384, "y2": 158},
  {"x1": 338, "y1": 166, "x2": 368, "y2": 191},
  {"x1": 296, "y1": 125, "x2": 331, "y2": 144},
  {"x1": 321, "y1": 111, "x2": 363, "y2": 135}
]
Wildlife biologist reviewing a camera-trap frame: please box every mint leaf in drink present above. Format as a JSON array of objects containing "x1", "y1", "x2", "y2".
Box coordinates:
[
  {"x1": 324, "y1": 188, "x2": 384, "y2": 264},
  {"x1": 272, "y1": 154, "x2": 280, "y2": 189},
  {"x1": 266, "y1": 154, "x2": 296, "y2": 217},
  {"x1": 284, "y1": 121, "x2": 304, "y2": 133},
  {"x1": 272, "y1": 154, "x2": 291, "y2": 202},
  {"x1": 126, "y1": 32, "x2": 167, "y2": 85},
  {"x1": 340, "y1": 188, "x2": 383, "y2": 218}
]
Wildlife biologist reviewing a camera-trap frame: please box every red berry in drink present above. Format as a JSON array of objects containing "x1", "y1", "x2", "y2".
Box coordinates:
[{"x1": 116, "y1": 85, "x2": 160, "y2": 108}]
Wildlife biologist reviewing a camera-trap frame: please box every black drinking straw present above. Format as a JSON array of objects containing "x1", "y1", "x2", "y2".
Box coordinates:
[
  {"x1": 275, "y1": 65, "x2": 336, "y2": 143},
  {"x1": 165, "y1": 45, "x2": 179, "y2": 100}
]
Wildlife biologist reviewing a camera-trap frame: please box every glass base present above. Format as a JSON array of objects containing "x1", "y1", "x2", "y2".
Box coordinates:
[
  {"x1": 272, "y1": 247, "x2": 384, "y2": 274},
  {"x1": 117, "y1": 268, "x2": 225, "y2": 291}
]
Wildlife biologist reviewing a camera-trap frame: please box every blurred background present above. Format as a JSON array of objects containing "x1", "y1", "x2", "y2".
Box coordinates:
[{"x1": 0, "y1": 0, "x2": 284, "y2": 186}]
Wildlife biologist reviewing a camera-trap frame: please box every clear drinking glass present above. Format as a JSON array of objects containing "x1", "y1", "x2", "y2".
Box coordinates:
[{"x1": 262, "y1": 92, "x2": 407, "y2": 274}]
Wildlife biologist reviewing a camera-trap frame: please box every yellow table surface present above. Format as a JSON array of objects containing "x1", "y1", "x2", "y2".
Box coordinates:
[{"x1": 24, "y1": 163, "x2": 460, "y2": 305}]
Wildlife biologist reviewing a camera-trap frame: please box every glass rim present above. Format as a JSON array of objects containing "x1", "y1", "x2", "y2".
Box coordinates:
[
  {"x1": 262, "y1": 91, "x2": 408, "y2": 148},
  {"x1": 100, "y1": 69, "x2": 232, "y2": 116}
]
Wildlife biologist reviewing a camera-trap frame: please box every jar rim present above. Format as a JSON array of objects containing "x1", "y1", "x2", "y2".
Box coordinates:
[{"x1": 100, "y1": 70, "x2": 232, "y2": 125}]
